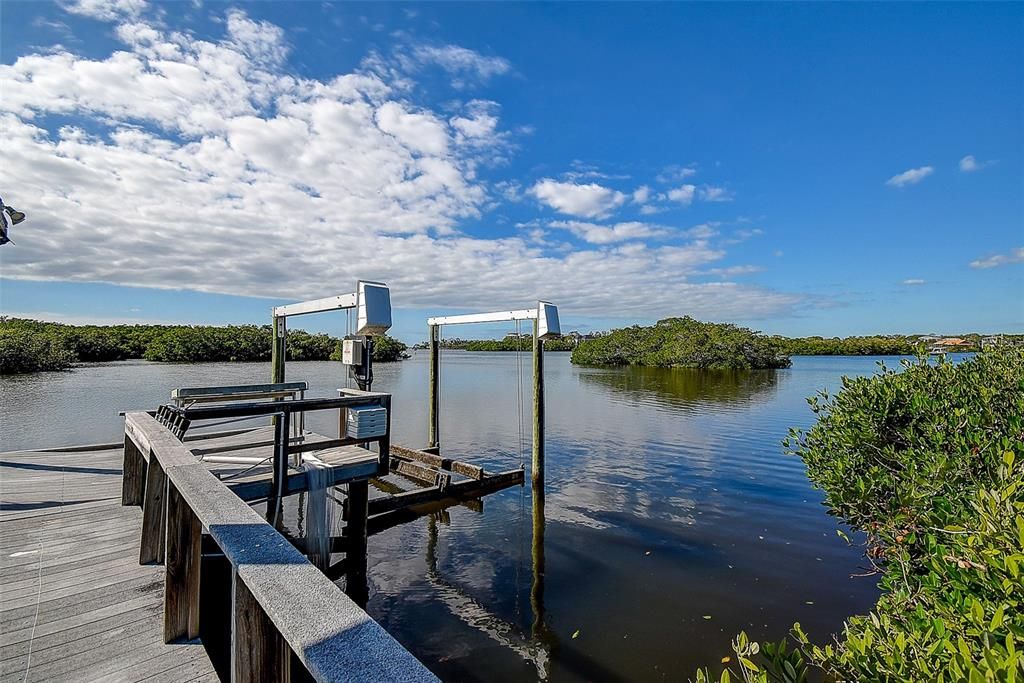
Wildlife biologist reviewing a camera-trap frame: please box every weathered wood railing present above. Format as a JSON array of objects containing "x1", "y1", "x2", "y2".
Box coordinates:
[{"x1": 121, "y1": 410, "x2": 436, "y2": 682}]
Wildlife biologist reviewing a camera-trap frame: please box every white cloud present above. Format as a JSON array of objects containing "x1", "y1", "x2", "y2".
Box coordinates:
[
  {"x1": 0, "y1": 9, "x2": 802, "y2": 321},
  {"x1": 665, "y1": 184, "x2": 696, "y2": 205},
  {"x1": 656, "y1": 164, "x2": 697, "y2": 184},
  {"x1": 548, "y1": 220, "x2": 669, "y2": 245},
  {"x1": 529, "y1": 179, "x2": 627, "y2": 219},
  {"x1": 902, "y1": 279, "x2": 926, "y2": 285},
  {"x1": 376, "y1": 101, "x2": 449, "y2": 155},
  {"x1": 959, "y1": 155, "x2": 995, "y2": 173},
  {"x1": 969, "y1": 247, "x2": 1024, "y2": 269},
  {"x1": 60, "y1": 0, "x2": 146, "y2": 21},
  {"x1": 698, "y1": 185, "x2": 733, "y2": 202},
  {"x1": 683, "y1": 222, "x2": 719, "y2": 239},
  {"x1": 886, "y1": 166, "x2": 934, "y2": 187},
  {"x1": 226, "y1": 9, "x2": 289, "y2": 67},
  {"x1": 704, "y1": 265, "x2": 764, "y2": 278},
  {"x1": 631, "y1": 185, "x2": 651, "y2": 204},
  {"x1": 411, "y1": 45, "x2": 510, "y2": 88}
]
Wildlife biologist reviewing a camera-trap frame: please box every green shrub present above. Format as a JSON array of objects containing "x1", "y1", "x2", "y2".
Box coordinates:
[
  {"x1": 698, "y1": 347, "x2": 1024, "y2": 682},
  {"x1": 0, "y1": 328, "x2": 77, "y2": 373},
  {"x1": 572, "y1": 317, "x2": 791, "y2": 369}
]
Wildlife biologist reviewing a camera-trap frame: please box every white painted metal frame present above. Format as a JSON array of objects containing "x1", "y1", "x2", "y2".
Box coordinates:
[
  {"x1": 427, "y1": 309, "x2": 538, "y2": 326},
  {"x1": 428, "y1": 301, "x2": 560, "y2": 339},
  {"x1": 272, "y1": 280, "x2": 392, "y2": 336},
  {"x1": 273, "y1": 293, "x2": 357, "y2": 318}
]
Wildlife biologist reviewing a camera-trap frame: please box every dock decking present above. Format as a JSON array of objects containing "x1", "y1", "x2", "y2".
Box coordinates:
[{"x1": 0, "y1": 444, "x2": 218, "y2": 682}]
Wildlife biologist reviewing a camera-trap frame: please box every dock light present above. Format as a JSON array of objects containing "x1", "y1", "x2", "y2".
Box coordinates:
[{"x1": 4, "y1": 207, "x2": 25, "y2": 225}]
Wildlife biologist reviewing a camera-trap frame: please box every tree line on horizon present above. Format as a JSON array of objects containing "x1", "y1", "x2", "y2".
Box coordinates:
[
  {"x1": 3, "y1": 316, "x2": 1017, "y2": 375},
  {"x1": 0, "y1": 317, "x2": 407, "y2": 374}
]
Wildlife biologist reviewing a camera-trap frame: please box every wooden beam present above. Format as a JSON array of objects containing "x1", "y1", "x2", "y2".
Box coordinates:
[
  {"x1": 391, "y1": 458, "x2": 450, "y2": 488},
  {"x1": 367, "y1": 468, "x2": 523, "y2": 523},
  {"x1": 140, "y1": 454, "x2": 167, "y2": 565},
  {"x1": 122, "y1": 434, "x2": 146, "y2": 506},
  {"x1": 232, "y1": 570, "x2": 288, "y2": 681},
  {"x1": 390, "y1": 444, "x2": 484, "y2": 480},
  {"x1": 165, "y1": 481, "x2": 201, "y2": 643},
  {"x1": 428, "y1": 324, "x2": 439, "y2": 449}
]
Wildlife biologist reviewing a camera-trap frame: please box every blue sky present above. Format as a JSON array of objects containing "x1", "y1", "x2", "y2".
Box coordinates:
[{"x1": 1, "y1": 1, "x2": 1021, "y2": 343}]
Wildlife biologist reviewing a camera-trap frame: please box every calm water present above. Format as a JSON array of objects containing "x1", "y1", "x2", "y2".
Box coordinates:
[{"x1": 0, "y1": 353, "x2": 912, "y2": 681}]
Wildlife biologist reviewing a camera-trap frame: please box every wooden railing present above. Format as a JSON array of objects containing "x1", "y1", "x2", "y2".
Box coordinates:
[{"x1": 121, "y1": 410, "x2": 436, "y2": 682}]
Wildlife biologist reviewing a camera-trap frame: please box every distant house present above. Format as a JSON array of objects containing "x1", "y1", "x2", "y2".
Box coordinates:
[
  {"x1": 929, "y1": 337, "x2": 972, "y2": 354},
  {"x1": 564, "y1": 330, "x2": 604, "y2": 347}
]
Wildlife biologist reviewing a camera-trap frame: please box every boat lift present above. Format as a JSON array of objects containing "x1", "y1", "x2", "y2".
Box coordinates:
[
  {"x1": 271, "y1": 280, "x2": 392, "y2": 390},
  {"x1": 426, "y1": 301, "x2": 560, "y2": 485}
]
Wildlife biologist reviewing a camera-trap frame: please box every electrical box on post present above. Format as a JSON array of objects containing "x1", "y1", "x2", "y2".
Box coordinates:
[{"x1": 342, "y1": 338, "x2": 363, "y2": 366}]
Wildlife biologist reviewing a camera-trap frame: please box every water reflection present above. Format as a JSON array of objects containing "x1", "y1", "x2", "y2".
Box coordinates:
[
  {"x1": 576, "y1": 364, "x2": 781, "y2": 410},
  {"x1": 1, "y1": 354, "x2": 888, "y2": 682}
]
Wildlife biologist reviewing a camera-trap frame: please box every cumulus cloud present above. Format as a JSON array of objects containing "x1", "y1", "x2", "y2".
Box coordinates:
[
  {"x1": 548, "y1": 220, "x2": 669, "y2": 245},
  {"x1": 665, "y1": 184, "x2": 696, "y2": 205},
  {"x1": 631, "y1": 185, "x2": 651, "y2": 204},
  {"x1": 959, "y1": 155, "x2": 995, "y2": 173},
  {"x1": 698, "y1": 184, "x2": 733, "y2": 202},
  {"x1": 902, "y1": 279, "x2": 926, "y2": 285},
  {"x1": 0, "y1": 8, "x2": 802, "y2": 320},
  {"x1": 684, "y1": 222, "x2": 720, "y2": 239},
  {"x1": 529, "y1": 179, "x2": 627, "y2": 218},
  {"x1": 656, "y1": 164, "x2": 697, "y2": 184},
  {"x1": 704, "y1": 265, "x2": 764, "y2": 278},
  {"x1": 886, "y1": 166, "x2": 934, "y2": 187},
  {"x1": 969, "y1": 247, "x2": 1024, "y2": 269},
  {"x1": 411, "y1": 44, "x2": 510, "y2": 88},
  {"x1": 60, "y1": 0, "x2": 146, "y2": 21}
]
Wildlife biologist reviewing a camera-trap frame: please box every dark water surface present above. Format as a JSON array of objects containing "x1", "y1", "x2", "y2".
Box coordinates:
[{"x1": 1, "y1": 353, "x2": 904, "y2": 681}]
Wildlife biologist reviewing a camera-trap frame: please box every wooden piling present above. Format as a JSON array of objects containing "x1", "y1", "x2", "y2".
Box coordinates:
[
  {"x1": 345, "y1": 480, "x2": 370, "y2": 607},
  {"x1": 530, "y1": 480, "x2": 546, "y2": 640},
  {"x1": 532, "y1": 319, "x2": 545, "y2": 488},
  {"x1": 428, "y1": 324, "x2": 440, "y2": 449}
]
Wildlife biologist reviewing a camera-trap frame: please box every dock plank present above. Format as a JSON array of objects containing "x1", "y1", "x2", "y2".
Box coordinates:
[{"x1": 0, "y1": 445, "x2": 216, "y2": 682}]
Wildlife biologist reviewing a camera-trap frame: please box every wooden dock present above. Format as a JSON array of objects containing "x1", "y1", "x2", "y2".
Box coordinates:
[
  {"x1": 0, "y1": 444, "x2": 218, "y2": 682},
  {"x1": 1, "y1": 383, "x2": 524, "y2": 682}
]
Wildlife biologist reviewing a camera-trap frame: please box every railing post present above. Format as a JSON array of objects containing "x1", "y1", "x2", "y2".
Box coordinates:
[
  {"x1": 268, "y1": 411, "x2": 290, "y2": 525},
  {"x1": 140, "y1": 454, "x2": 167, "y2": 564},
  {"x1": 428, "y1": 323, "x2": 440, "y2": 449},
  {"x1": 165, "y1": 480, "x2": 201, "y2": 642},
  {"x1": 232, "y1": 570, "x2": 288, "y2": 681},
  {"x1": 122, "y1": 433, "x2": 146, "y2": 506}
]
